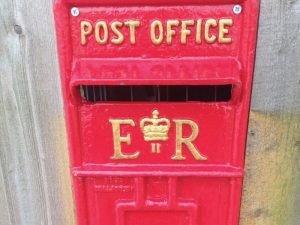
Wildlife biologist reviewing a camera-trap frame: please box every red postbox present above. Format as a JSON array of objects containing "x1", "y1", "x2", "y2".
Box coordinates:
[{"x1": 54, "y1": 1, "x2": 259, "y2": 225}]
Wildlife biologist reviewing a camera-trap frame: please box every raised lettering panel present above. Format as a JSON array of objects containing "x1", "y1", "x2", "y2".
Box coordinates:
[{"x1": 70, "y1": 5, "x2": 241, "y2": 58}]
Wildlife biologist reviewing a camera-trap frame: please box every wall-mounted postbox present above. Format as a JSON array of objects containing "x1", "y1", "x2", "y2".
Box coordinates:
[{"x1": 54, "y1": 0, "x2": 259, "y2": 225}]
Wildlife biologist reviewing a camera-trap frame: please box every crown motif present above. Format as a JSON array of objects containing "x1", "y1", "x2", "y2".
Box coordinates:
[{"x1": 140, "y1": 110, "x2": 171, "y2": 142}]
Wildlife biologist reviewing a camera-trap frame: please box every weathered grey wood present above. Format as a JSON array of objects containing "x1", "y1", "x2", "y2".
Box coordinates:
[
  {"x1": 0, "y1": 1, "x2": 75, "y2": 225},
  {"x1": 251, "y1": 0, "x2": 300, "y2": 112},
  {"x1": 0, "y1": 0, "x2": 299, "y2": 225},
  {"x1": 0, "y1": 167, "x2": 11, "y2": 225},
  {"x1": 240, "y1": 0, "x2": 300, "y2": 225}
]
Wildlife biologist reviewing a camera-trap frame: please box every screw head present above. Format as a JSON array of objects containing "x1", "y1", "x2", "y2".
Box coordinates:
[
  {"x1": 233, "y1": 5, "x2": 242, "y2": 14},
  {"x1": 71, "y1": 7, "x2": 80, "y2": 17}
]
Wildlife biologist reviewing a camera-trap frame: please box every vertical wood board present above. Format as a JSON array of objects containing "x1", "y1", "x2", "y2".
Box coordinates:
[{"x1": 0, "y1": 0, "x2": 75, "y2": 225}]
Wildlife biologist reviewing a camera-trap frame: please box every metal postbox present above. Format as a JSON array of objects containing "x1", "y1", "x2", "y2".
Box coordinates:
[{"x1": 54, "y1": 0, "x2": 259, "y2": 225}]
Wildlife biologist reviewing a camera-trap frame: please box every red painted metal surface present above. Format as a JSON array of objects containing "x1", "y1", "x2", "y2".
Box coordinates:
[{"x1": 54, "y1": 1, "x2": 259, "y2": 225}]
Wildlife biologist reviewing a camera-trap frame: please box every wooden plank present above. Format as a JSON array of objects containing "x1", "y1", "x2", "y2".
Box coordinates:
[
  {"x1": 251, "y1": 0, "x2": 300, "y2": 112},
  {"x1": 0, "y1": 166, "x2": 12, "y2": 225},
  {"x1": 0, "y1": 0, "x2": 75, "y2": 225},
  {"x1": 240, "y1": 113, "x2": 300, "y2": 225},
  {"x1": 240, "y1": 0, "x2": 300, "y2": 225}
]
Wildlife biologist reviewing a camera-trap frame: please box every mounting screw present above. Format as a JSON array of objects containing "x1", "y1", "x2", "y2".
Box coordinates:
[
  {"x1": 71, "y1": 7, "x2": 80, "y2": 17},
  {"x1": 233, "y1": 5, "x2": 242, "y2": 14}
]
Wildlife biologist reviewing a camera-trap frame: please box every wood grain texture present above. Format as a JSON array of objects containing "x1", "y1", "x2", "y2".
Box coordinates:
[
  {"x1": 0, "y1": 0, "x2": 299, "y2": 225},
  {"x1": 240, "y1": 0, "x2": 300, "y2": 225},
  {"x1": 240, "y1": 112, "x2": 300, "y2": 225},
  {"x1": 0, "y1": 0, "x2": 75, "y2": 225}
]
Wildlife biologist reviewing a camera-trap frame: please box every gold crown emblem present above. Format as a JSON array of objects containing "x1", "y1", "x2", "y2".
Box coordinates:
[{"x1": 140, "y1": 110, "x2": 171, "y2": 142}]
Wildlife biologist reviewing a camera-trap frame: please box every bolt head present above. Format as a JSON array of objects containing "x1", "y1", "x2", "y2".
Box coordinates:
[
  {"x1": 71, "y1": 7, "x2": 80, "y2": 17},
  {"x1": 233, "y1": 5, "x2": 242, "y2": 14}
]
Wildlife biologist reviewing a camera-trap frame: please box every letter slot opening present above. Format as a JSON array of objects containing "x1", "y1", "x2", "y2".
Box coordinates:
[{"x1": 79, "y1": 85, "x2": 233, "y2": 103}]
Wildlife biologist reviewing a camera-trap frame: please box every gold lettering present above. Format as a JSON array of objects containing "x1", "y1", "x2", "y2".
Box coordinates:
[
  {"x1": 181, "y1": 20, "x2": 194, "y2": 44},
  {"x1": 111, "y1": 21, "x2": 124, "y2": 45},
  {"x1": 219, "y1": 19, "x2": 233, "y2": 44},
  {"x1": 172, "y1": 120, "x2": 207, "y2": 161},
  {"x1": 151, "y1": 20, "x2": 163, "y2": 45},
  {"x1": 196, "y1": 19, "x2": 202, "y2": 44},
  {"x1": 205, "y1": 19, "x2": 217, "y2": 44},
  {"x1": 166, "y1": 20, "x2": 179, "y2": 45},
  {"x1": 124, "y1": 20, "x2": 140, "y2": 44},
  {"x1": 95, "y1": 21, "x2": 108, "y2": 45},
  {"x1": 81, "y1": 21, "x2": 92, "y2": 45},
  {"x1": 109, "y1": 119, "x2": 140, "y2": 160}
]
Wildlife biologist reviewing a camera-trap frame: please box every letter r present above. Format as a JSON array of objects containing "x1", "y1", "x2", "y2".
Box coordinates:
[{"x1": 172, "y1": 120, "x2": 207, "y2": 161}]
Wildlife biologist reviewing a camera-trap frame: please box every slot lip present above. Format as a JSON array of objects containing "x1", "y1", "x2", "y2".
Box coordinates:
[
  {"x1": 70, "y1": 57, "x2": 241, "y2": 105},
  {"x1": 78, "y1": 101, "x2": 237, "y2": 107},
  {"x1": 70, "y1": 57, "x2": 241, "y2": 86},
  {"x1": 73, "y1": 79, "x2": 239, "y2": 86}
]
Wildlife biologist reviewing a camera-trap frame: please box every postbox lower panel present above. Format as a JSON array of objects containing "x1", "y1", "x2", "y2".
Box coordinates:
[{"x1": 79, "y1": 176, "x2": 241, "y2": 225}]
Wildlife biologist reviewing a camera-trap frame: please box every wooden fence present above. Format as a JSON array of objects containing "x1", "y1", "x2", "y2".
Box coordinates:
[{"x1": 0, "y1": 0, "x2": 299, "y2": 224}]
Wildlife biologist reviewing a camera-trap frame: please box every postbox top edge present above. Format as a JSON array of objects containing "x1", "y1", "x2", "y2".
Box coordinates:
[{"x1": 56, "y1": 0, "x2": 248, "y2": 7}]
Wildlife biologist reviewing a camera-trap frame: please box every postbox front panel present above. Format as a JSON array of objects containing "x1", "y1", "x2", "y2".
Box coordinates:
[
  {"x1": 54, "y1": 1, "x2": 259, "y2": 225},
  {"x1": 79, "y1": 104, "x2": 236, "y2": 165}
]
